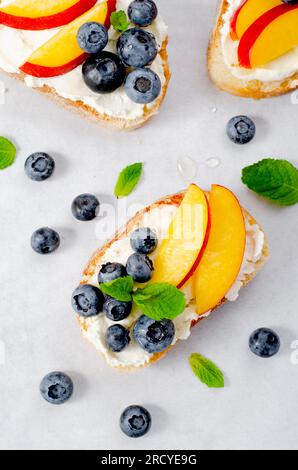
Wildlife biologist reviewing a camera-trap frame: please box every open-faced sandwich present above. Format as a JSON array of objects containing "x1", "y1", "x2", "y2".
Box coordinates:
[
  {"x1": 71, "y1": 184, "x2": 269, "y2": 370},
  {"x1": 208, "y1": 0, "x2": 298, "y2": 98},
  {"x1": 0, "y1": 0, "x2": 170, "y2": 129}
]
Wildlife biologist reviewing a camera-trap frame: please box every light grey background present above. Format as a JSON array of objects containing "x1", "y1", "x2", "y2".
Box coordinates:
[{"x1": 0, "y1": 0, "x2": 298, "y2": 450}]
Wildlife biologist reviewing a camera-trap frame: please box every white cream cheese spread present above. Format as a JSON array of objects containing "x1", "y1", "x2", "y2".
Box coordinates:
[
  {"x1": 221, "y1": 0, "x2": 298, "y2": 83},
  {"x1": 82, "y1": 203, "x2": 265, "y2": 368},
  {"x1": 0, "y1": 0, "x2": 167, "y2": 119}
]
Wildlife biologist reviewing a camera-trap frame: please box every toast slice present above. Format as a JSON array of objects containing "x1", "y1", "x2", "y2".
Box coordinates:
[
  {"x1": 77, "y1": 190, "x2": 269, "y2": 371},
  {"x1": 208, "y1": 0, "x2": 298, "y2": 99},
  {"x1": 0, "y1": 1, "x2": 170, "y2": 130},
  {"x1": 5, "y1": 40, "x2": 170, "y2": 131}
]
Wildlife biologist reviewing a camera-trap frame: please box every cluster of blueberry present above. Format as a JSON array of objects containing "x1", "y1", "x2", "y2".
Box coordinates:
[
  {"x1": 72, "y1": 226, "x2": 175, "y2": 354},
  {"x1": 25, "y1": 150, "x2": 153, "y2": 437},
  {"x1": 77, "y1": 0, "x2": 162, "y2": 104},
  {"x1": 25, "y1": 151, "x2": 101, "y2": 253},
  {"x1": 40, "y1": 370, "x2": 151, "y2": 437}
]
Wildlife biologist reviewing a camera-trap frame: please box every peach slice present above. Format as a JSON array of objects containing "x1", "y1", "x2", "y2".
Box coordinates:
[
  {"x1": 194, "y1": 185, "x2": 246, "y2": 316},
  {"x1": 0, "y1": 0, "x2": 98, "y2": 30},
  {"x1": 20, "y1": 2, "x2": 115, "y2": 78},
  {"x1": 151, "y1": 184, "x2": 210, "y2": 289},
  {"x1": 238, "y1": 4, "x2": 298, "y2": 68},
  {"x1": 230, "y1": 0, "x2": 281, "y2": 40}
]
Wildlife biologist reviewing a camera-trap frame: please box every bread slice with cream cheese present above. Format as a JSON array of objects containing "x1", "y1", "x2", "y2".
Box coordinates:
[
  {"x1": 208, "y1": 0, "x2": 298, "y2": 99},
  {"x1": 0, "y1": 0, "x2": 170, "y2": 130},
  {"x1": 77, "y1": 191, "x2": 269, "y2": 370}
]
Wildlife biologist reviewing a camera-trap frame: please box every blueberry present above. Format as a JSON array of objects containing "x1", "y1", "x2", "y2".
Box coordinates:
[
  {"x1": 128, "y1": 0, "x2": 158, "y2": 27},
  {"x1": 98, "y1": 262, "x2": 127, "y2": 284},
  {"x1": 120, "y1": 405, "x2": 151, "y2": 438},
  {"x1": 117, "y1": 27, "x2": 157, "y2": 68},
  {"x1": 31, "y1": 227, "x2": 60, "y2": 254},
  {"x1": 126, "y1": 253, "x2": 153, "y2": 283},
  {"x1": 40, "y1": 371, "x2": 73, "y2": 405},
  {"x1": 71, "y1": 284, "x2": 104, "y2": 317},
  {"x1": 106, "y1": 324, "x2": 130, "y2": 352},
  {"x1": 77, "y1": 22, "x2": 108, "y2": 54},
  {"x1": 130, "y1": 227, "x2": 158, "y2": 254},
  {"x1": 103, "y1": 296, "x2": 132, "y2": 321},
  {"x1": 249, "y1": 328, "x2": 280, "y2": 358},
  {"x1": 71, "y1": 193, "x2": 99, "y2": 221},
  {"x1": 24, "y1": 152, "x2": 55, "y2": 181},
  {"x1": 282, "y1": 0, "x2": 298, "y2": 3},
  {"x1": 82, "y1": 51, "x2": 126, "y2": 94},
  {"x1": 133, "y1": 315, "x2": 175, "y2": 353},
  {"x1": 226, "y1": 115, "x2": 256, "y2": 144},
  {"x1": 125, "y1": 68, "x2": 161, "y2": 104}
]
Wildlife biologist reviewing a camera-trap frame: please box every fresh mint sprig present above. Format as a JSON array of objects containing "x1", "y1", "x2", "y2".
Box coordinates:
[
  {"x1": 133, "y1": 283, "x2": 186, "y2": 321},
  {"x1": 98, "y1": 276, "x2": 186, "y2": 321},
  {"x1": 111, "y1": 10, "x2": 131, "y2": 33},
  {"x1": 99, "y1": 276, "x2": 134, "y2": 302},
  {"x1": 189, "y1": 353, "x2": 225, "y2": 389},
  {"x1": 0, "y1": 137, "x2": 16, "y2": 170},
  {"x1": 114, "y1": 162, "x2": 143, "y2": 198},
  {"x1": 242, "y1": 158, "x2": 298, "y2": 206}
]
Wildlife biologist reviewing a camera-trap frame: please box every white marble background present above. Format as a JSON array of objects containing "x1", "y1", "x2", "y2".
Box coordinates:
[{"x1": 0, "y1": 0, "x2": 298, "y2": 450}]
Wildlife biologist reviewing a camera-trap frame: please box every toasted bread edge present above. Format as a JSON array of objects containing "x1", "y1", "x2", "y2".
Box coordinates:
[{"x1": 207, "y1": 0, "x2": 298, "y2": 99}]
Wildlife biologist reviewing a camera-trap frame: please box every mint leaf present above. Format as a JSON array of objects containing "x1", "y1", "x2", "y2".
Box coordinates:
[
  {"x1": 242, "y1": 158, "x2": 298, "y2": 206},
  {"x1": 189, "y1": 353, "x2": 224, "y2": 389},
  {"x1": 99, "y1": 276, "x2": 134, "y2": 302},
  {"x1": 114, "y1": 163, "x2": 143, "y2": 198},
  {"x1": 111, "y1": 10, "x2": 130, "y2": 32},
  {"x1": 0, "y1": 137, "x2": 16, "y2": 170},
  {"x1": 133, "y1": 283, "x2": 186, "y2": 321}
]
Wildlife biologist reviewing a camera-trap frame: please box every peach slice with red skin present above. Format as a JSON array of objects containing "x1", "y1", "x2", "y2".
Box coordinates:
[
  {"x1": 238, "y1": 4, "x2": 298, "y2": 68},
  {"x1": 151, "y1": 184, "x2": 210, "y2": 289},
  {"x1": 194, "y1": 185, "x2": 246, "y2": 316},
  {"x1": 19, "y1": 1, "x2": 116, "y2": 78},
  {"x1": 230, "y1": 0, "x2": 282, "y2": 40},
  {"x1": 0, "y1": 0, "x2": 98, "y2": 30}
]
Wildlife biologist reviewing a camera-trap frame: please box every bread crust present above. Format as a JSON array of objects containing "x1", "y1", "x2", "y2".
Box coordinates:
[
  {"x1": 208, "y1": 0, "x2": 298, "y2": 98},
  {"x1": 2, "y1": 39, "x2": 170, "y2": 131},
  {"x1": 78, "y1": 191, "x2": 269, "y2": 371}
]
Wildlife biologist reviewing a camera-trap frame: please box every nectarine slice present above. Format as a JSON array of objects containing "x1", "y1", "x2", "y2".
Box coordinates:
[
  {"x1": 195, "y1": 185, "x2": 246, "y2": 316},
  {"x1": 238, "y1": 4, "x2": 298, "y2": 68},
  {"x1": 20, "y1": 2, "x2": 112, "y2": 78},
  {"x1": 0, "y1": 0, "x2": 98, "y2": 30},
  {"x1": 230, "y1": 0, "x2": 281, "y2": 40},
  {"x1": 151, "y1": 184, "x2": 210, "y2": 289}
]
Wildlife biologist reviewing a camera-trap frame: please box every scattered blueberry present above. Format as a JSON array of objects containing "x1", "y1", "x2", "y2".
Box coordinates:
[
  {"x1": 103, "y1": 296, "x2": 132, "y2": 321},
  {"x1": 226, "y1": 115, "x2": 256, "y2": 144},
  {"x1": 71, "y1": 284, "x2": 104, "y2": 317},
  {"x1": 98, "y1": 262, "x2": 127, "y2": 284},
  {"x1": 106, "y1": 324, "x2": 130, "y2": 352},
  {"x1": 130, "y1": 227, "x2": 158, "y2": 254},
  {"x1": 133, "y1": 315, "x2": 175, "y2": 353},
  {"x1": 24, "y1": 152, "x2": 55, "y2": 181},
  {"x1": 282, "y1": 0, "x2": 298, "y2": 4},
  {"x1": 31, "y1": 227, "x2": 60, "y2": 254},
  {"x1": 71, "y1": 193, "x2": 99, "y2": 221},
  {"x1": 77, "y1": 22, "x2": 108, "y2": 54},
  {"x1": 40, "y1": 371, "x2": 73, "y2": 405},
  {"x1": 128, "y1": 0, "x2": 158, "y2": 27},
  {"x1": 249, "y1": 328, "x2": 280, "y2": 358},
  {"x1": 125, "y1": 68, "x2": 161, "y2": 104},
  {"x1": 126, "y1": 253, "x2": 153, "y2": 283},
  {"x1": 120, "y1": 405, "x2": 151, "y2": 438},
  {"x1": 82, "y1": 51, "x2": 126, "y2": 94},
  {"x1": 117, "y1": 27, "x2": 157, "y2": 68}
]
